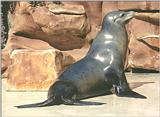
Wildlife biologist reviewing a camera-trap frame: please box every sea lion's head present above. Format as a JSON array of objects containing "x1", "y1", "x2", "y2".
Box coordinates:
[{"x1": 102, "y1": 11, "x2": 134, "y2": 26}]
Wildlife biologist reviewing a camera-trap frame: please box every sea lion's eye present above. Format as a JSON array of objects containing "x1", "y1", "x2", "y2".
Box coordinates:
[{"x1": 120, "y1": 14, "x2": 125, "y2": 17}]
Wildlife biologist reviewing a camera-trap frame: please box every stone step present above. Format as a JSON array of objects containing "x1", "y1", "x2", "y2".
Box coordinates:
[{"x1": 6, "y1": 49, "x2": 75, "y2": 91}]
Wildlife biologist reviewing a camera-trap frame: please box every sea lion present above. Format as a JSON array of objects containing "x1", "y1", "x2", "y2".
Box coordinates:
[{"x1": 16, "y1": 11, "x2": 146, "y2": 108}]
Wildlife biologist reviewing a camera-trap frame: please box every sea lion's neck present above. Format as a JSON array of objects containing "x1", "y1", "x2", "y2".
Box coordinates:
[
  {"x1": 102, "y1": 21, "x2": 126, "y2": 32},
  {"x1": 87, "y1": 21, "x2": 128, "y2": 63}
]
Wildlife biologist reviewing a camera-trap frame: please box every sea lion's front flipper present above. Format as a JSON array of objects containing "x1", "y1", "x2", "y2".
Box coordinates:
[
  {"x1": 111, "y1": 72, "x2": 146, "y2": 99},
  {"x1": 113, "y1": 85, "x2": 146, "y2": 99}
]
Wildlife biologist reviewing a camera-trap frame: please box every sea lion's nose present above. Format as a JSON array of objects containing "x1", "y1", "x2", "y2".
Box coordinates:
[{"x1": 128, "y1": 11, "x2": 135, "y2": 16}]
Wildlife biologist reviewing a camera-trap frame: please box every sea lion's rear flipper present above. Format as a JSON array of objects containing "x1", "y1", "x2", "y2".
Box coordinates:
[
  {"x1": 118, "y1": 81, "x2": 154, "y2": 99},
  {"x1": 61, "y1": 96, "x2": 105, "y2": 106},
  {"x1": 15, "y1": 97, "x2": 61, "y2": 108}
]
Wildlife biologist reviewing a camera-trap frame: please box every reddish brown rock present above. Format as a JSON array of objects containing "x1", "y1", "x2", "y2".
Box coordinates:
[
  {"x1": 47, "y1": 3, "x2": 85, "y2": 15},
  {"x1": 102, "y1": 1, "x2": 118, "y2": 18},
  {"x1": 127, "y1": 18, "x2": 160, "y2": 71},
  {"x1": 2, "y1": 33, "x2": 89, "y2": 80},
  {"x1": 6, "y1": 50, "x2": 57, "y2": 91},
  {"x1": 2, "y1": 34, "x2": 53, "y2": 78},
  {"x1": 6, "y1": 49, "x2": 75, "y2": 91},
  {"x1": 81, "y1": 2, "x2": 102, "y2": 26},
  {"x1": 81, "y1": 2, "x2": 102, "y2": 42},
  {"x1": 102, "y1": 2, "x2": 160, "y2": 17},
  {"x1": 134, "y1": 12, "x2": 160, "y2": 25},
  {"x1": 118, "y1": 1, "x2": 159, "y2": 10},
  {"x1": 9, "y1": 2, "x2": 90, "y2": 50},
  {"x1": 146, "y1": 2, "x2": 160, "y2": 10},
  {"x1": 61, "y1": 1, "x2": 102, "y2": 26},
  {"x1": 118, "y1": 2, "x2": 147, "y2": 10}
]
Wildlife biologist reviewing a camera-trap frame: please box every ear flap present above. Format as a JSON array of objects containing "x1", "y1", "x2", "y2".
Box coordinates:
[{"x1": 113, "y1": 18, "x2": 117, "y2": 22}]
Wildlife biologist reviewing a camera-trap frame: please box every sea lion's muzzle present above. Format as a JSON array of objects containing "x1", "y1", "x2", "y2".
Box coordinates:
[{"x1": 124, "y1": 11, "x2": 135, "y2": 21}]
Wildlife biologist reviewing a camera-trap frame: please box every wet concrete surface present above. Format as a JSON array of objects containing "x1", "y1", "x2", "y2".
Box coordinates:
[{"x1": 2, "y1": 73, "x2": 160, "y2": 117}]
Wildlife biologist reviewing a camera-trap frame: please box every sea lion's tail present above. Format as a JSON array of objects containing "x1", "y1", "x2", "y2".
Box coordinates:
[{"x1": 15, "y1": 97, "x2": 60, "y2": 108}]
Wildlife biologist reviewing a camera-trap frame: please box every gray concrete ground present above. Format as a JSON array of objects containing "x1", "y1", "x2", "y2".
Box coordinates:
[{"x1": 2, "y1": 73, "x2": 160, "y2": 117}]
